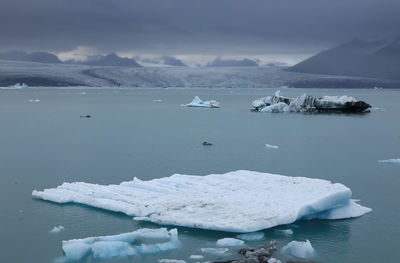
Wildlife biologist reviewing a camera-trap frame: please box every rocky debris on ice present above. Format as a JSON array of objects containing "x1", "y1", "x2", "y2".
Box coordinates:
[
  {"x1": 183, "y1": 96, "x2": 220, "y2": 108},
  {"x1": 32, "y1": 170, "x2": 371, "y2": 233},
  {"x1": 61, "y1": 228, "x2": 179, "y2": 260},
  {"x1": 281, "y1": 240, "x2": 315, "y2": 259},
  {"x1": 214, "y1": 240, "x2": 280, "y2": 263},
  {"x1": 252, "y1": 90, "x2": 371, "y2": 113},
  {"x1": 49, "y1": 225, "x2": 64, "y2": 233}
]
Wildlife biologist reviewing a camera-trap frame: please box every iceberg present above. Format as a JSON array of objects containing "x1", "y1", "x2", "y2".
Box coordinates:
[
  {"x1": 12, "y1": 83, "x2": 28, "y2": 89},
  {"x1": 265, "y1": 144, "x2": 279, "y2": 149},
  {"x1": 183, "y1": 96, "x2": 220, "y2": 108},
  {"x1": 236, "y1": 232, "x2": 265, "y2": 241},
  {"x1": 252, "y1": 90, "x2": 370, "y2": 113},
  {"x1": 32, "y1": 170, "x2": 371, "y2": 233},
  {"x1": 378, "y1": 158, "x2": 400, "y2": 164},
  {"x1": 281, "y1": 240, "x2": 315, "y2": 259},
  {"x1": 49, "y1": 225, "x2": 64, "y2": 233},
  {"x1": 61, "y1": 228, "x2": 179, "y2": 260},
  {"x1": 216, "y1": 238, "x2": 244, "y2": 247}
]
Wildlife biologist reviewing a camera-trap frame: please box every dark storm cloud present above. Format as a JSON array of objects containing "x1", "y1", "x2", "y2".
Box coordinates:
[{"x1": 0, "y1": 0, "x2": 399, "y2": 55}]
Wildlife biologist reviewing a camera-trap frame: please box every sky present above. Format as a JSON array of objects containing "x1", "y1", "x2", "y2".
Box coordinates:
[{"x1": 0, "y1": 0, "x2": 399, "y2": 65}]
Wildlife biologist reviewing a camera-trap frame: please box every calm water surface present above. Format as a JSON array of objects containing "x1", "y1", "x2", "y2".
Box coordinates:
[{"x1": 0, "y1": 87, "x2": 399, "y2": 263}]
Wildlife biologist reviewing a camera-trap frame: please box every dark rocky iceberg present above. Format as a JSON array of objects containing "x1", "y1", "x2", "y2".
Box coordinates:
[{"x1": 252, "y1": 91, "x2": 371, "y2": 113}]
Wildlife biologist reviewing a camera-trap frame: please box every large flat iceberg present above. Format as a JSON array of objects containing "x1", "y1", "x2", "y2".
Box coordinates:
[
  {"x1": 32, "y1": 170, "x2": 371, "y2": 233},
  {"x1": 61, "y1": 228, "x2": 179, "y2": 260}
]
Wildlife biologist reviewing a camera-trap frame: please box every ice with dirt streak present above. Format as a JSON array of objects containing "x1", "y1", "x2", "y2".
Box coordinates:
[{"x1": 32, "y1": 170, "x2": 371, "y2": 233}]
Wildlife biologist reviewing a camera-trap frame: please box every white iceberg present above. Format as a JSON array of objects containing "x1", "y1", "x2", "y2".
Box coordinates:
[
  {"x1": 32, "y1": 170, "x2": 371, "y2": 233},
  {"x1": 183, "y1": 96, "x2": 220, "y2": 108},
  {"x1": 281, "y1": 240, "x2": 315, "y2": 259},
  {"x1": 61, "y1": 228, "x2": 179, "y2": 260},
  {"x1": 236, "y1": 232, "x2": 265, "y2": 241},
  {"x1": 13, "y1": 83, "x2": 29, "y2": 89},
  {"x1": 265, "y1": 144, "x2": 279, "y2": 149},
  {"x1": 378, "y1": 159, "x2": 400, "y2": 164},
  {"x1": 49, "y1": 225, "x2": 64, "y2": 233},
  {"x1": 216, "y1": 238, "x2": 244, "y2": 247}
]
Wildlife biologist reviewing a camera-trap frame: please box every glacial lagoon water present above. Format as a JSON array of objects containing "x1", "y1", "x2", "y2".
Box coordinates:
[{"x1": 0, "y1": 87, "x2": 399, "y2": 262}]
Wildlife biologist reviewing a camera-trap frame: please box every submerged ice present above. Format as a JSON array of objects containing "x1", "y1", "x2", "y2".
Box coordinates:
[
  {"x1": 32, "y1": 170, "x2": 371, "y2": 233},
  {"x1": 61, "y1": 228, "x2": 179, "y2": 260},
  {"x1": 183, "y1": 96, "x2": 220, "y2": 108}
]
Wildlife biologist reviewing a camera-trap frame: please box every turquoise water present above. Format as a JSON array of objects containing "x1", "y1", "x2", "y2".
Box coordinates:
[{"x1": 0, "y1": 87, "x2": 399, "y2": 262}]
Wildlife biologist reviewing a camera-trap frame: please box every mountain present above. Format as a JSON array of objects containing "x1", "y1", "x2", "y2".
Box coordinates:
[
  {"x1": 82, "y1": 53, "x2": 141, "y2": 67},
  {"x1": 0, "y1": 51, "x2": 62, "y2": 64},
  {"x1": 207, "y1": 57, "x2": 259, "y2": 67},
  {"x1": 162, "y1": 56, "x2": 186, "y2": 66},
  {"x1": 289, "y1": 37, "x2": 400, "y2": 80}
]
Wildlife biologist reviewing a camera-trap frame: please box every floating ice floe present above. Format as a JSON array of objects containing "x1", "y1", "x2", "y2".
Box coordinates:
[
  {"x1": 378, "y1": 159, "x2": 400, "y2": 164},
  {"x1": 217, "y1": 238, "x2": 244, "y2": 247},
  {"x1": 13, "y1": 83, "x2": 29, "y2": 89},
  {"x1": 236, "y1": 232, "x2": 265, "y2": 241},
  {"x1": 32, "y1": 170, "x2": 371, "y2": 233},
  {"x1": 252, "y1": 90, "x2": 371, "y2": 113},
  {"x1": 189, "y1": 255, "x2": 204, "y2": 260},
  {"x1": 29, "y1": 99, "x2": 40, "y2": 102},
  {"x1": 281, "y1": 240, "x2": 315, "y2": 259},
  {"x1": 265, "y1": 144, "x2": 279, "y2": 149},
  {"x1": 49, "y1": 225, "x2": 64, "y2": 233},
  {"x1": 183, "y1": 96, "x2": 220, "y2": 108},
  {"x1": 158, "y1": 259, "x2": 186, "y2": 263},
  {"x1": 153, "y1": 99, "x2": 163, "y2": 102},
  {"x1": 61, "y1": 228, "x2": 179, "y2": 260},
  {"x1": 201, "y1": 248, "x2": 229, "y2": 255}
]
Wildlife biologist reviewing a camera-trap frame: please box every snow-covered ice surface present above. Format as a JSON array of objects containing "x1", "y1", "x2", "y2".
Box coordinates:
[
  {"x1": 49, "y1": 225, "x2": 64, "y2": 233},
  {"x1": 378, "y1": 159, "x2": 400, "y2": 164},
  {"x1": 32, "y1": 170, "x2": 371, "y2": 233},
  {"x1": 183, "y1": 96, "x2": 220, "y2": 108},
  {"x1": 61, "y1": 228, "x2": 179, "y2": 260},
  {"x1": 216, "y1": 238, "x2": 244, "y2": 246},
  {"x1": 282, "y1": 240, "x2": 315, "y2": 259},
  {"x1": 236, "y1": 232, "x2": 265, "y2": 241}
]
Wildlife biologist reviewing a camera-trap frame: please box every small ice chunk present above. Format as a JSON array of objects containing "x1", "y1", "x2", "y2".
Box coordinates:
[
  {"x1": 189, "y1": 255, "x2": 204, "y2": 260},
  {"x1": 13, "y1": 83, "x2": 29, "y2": 89},
  {"x1": 183, "y1": 96, "x2": 220, "y2": 108},
  {"x1": 236, "y1": 232, "x2": 265, "y2": 241},
  {"x1": 268, "y1": 258, "x2": 282, "y2": 263},
  {"x1": 29, "y1": 99, "x2": 40, "y2": 102},
  {"x1": 153, "y1": 99, "x2": 163, "y2": 102},
  {"x1": 378, "y1": 159, "x2": 400, "y2": 164},
  {"x1": 201, "y1": 248, "x2": 229, "y2": 254},
  {"x1": 158, "y1": 259, "x2": 186, "y2": 263},
  {"x1": 265, "y1": 144, "x2": 279, "y2": 149},
  {"x1": 80, "y1": 92, "x2": 87, "y2": 95},
  {"x1": 49, "y1": 225, "x2": 64, "y2": 233},
  {"x1": 61, "y1": 228, "x2": 179, "y2": 260},
  {"x1": 275, "y1": 229, "x2": 293, "y2": 235},
  {"x1": 216, "y1": 238, "x2": 244, "y2": 246},
  {"x1": 282, "y1": 240, "x2": 315, "y2": 259}
]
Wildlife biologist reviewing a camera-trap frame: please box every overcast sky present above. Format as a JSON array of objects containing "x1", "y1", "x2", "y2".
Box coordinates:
[{"x1": 1, "y1": 0, "x2": 399, "y2": 63}]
